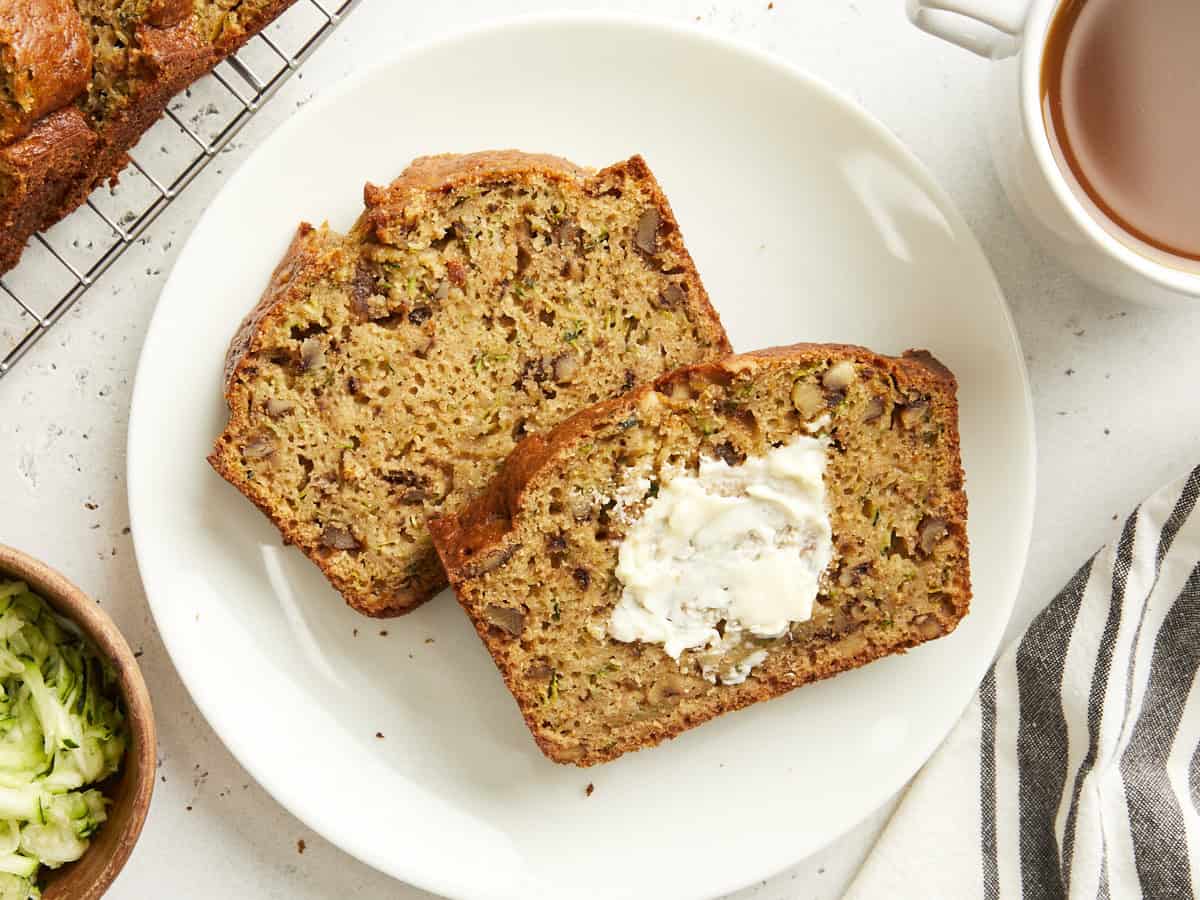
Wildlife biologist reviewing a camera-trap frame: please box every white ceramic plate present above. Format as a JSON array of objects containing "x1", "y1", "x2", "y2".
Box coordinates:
[{"x1": 129, "y1": 14, "x2": 1034, "y2": 900}]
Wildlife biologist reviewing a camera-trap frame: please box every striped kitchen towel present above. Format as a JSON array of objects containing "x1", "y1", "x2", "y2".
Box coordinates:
[{"x1": 847, "y1": 465, "x2": 1200, "y2": 899}]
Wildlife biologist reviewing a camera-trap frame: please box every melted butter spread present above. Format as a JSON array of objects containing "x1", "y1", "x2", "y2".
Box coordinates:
[{"x1": 608, "y1": 437, "x2": 833, "y2": 684}]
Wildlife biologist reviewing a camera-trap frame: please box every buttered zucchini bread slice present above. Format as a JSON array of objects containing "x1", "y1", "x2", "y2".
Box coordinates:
[
  {"x1": 429, "y1": 344, "x2": 969, "y2": 765},
  {"x1": 209, "y1": 151, "x2": 730, "y2": 617}
]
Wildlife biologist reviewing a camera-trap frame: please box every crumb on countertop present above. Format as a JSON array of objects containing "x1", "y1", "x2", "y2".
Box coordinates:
[
  {"x1": 297, "y1": 839, "x2": 306, "y2": 854},
  {"x1": 585, "y1": 783, "x2": 594, "y2": 797}
]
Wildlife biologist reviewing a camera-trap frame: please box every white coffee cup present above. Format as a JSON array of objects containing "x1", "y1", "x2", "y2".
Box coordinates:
[{"x1": 907, "y1": 0, "x2": 1200, "y2": 309}]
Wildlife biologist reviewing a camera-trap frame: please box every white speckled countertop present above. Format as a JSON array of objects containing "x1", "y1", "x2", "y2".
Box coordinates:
[{"x1": 2, "y1": 2, "x2": 1198, "y2": 898}]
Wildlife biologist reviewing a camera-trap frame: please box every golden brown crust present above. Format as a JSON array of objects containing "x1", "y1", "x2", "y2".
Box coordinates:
[
  {"x1": 0, "y1": 2, "x2": 297, "y2": 276},
  {"x1": 361, "y1": 150, "x2": 592, "y2": 231},
  {"x1": 526, "y1": 631, "x2": 929, "y2": 767},
  {"x1": 0, "y1": 108, "x2": 99, "y2": 272},
  {"x1": 0, "y1": 0, "x2": 92, "y2": 144},
  {"x1": 430, "y1": 343, "x2": 970, "y2": 766}
]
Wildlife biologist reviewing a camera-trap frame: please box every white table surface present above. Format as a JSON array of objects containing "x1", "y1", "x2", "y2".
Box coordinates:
[{"x1": 2, "y1": 1, "x2": 1198, "y2": 897}]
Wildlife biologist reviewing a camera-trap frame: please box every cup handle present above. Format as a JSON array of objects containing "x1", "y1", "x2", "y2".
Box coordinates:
[{"x1": 906, "y1": 0, "x2": 1030, "y2": 58}]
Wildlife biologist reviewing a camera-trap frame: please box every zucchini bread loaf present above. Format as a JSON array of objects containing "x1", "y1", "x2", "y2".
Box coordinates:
[
  {"x1": 429, "y1": 343, "x2": 970, "y2": 765},
  {"x1": 209, "y1": 151, "x2": 731, "y2": 617},
  {"x1": 0, "y1": 0, "x2": 296, "y2": 274}
]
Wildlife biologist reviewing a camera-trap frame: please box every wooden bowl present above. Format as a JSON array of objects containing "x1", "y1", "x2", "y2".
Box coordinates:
[{"x1": 0, "y1": 545, "x2": 156, "y2": 900}]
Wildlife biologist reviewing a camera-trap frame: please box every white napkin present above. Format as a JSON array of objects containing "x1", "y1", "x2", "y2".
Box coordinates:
[{"x1": 847, "y1": 465, "x2": 1200, "y2": 899}]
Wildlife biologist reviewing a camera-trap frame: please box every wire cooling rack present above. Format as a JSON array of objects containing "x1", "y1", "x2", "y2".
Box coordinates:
[{"x1": 0, "y1": 0, "x2": 360, "y2": 380}]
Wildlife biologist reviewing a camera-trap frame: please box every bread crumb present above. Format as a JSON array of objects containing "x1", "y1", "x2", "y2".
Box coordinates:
[
  {"x1": 585, "y1": 783, "x2": 594, "y2": 797},
  {"x1": 424, "y1": 637, "x2": 435, "y2": 644},
  {"x1": 297, "y1": 839, "x2": 306, "y2": 854},
  {"x1": 379, "y1": 629, "x2": 389, "y2": 636},
  {"x1": 375, "y1": 732, "x2": 385, "y2": 739}
]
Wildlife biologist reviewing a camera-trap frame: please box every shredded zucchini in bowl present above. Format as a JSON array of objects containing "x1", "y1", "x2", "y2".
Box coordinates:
[{"x1": 0, "y1": 580, "x2": 128, "y2": 900}]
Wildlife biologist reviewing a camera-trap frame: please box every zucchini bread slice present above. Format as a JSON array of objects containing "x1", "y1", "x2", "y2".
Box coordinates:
[
  {"x1": 209, "y1": 151, "x2": 731, "y2": 617},
  {"x1": 429, "y1": 344, "x2": 970, "y2": 765}
]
